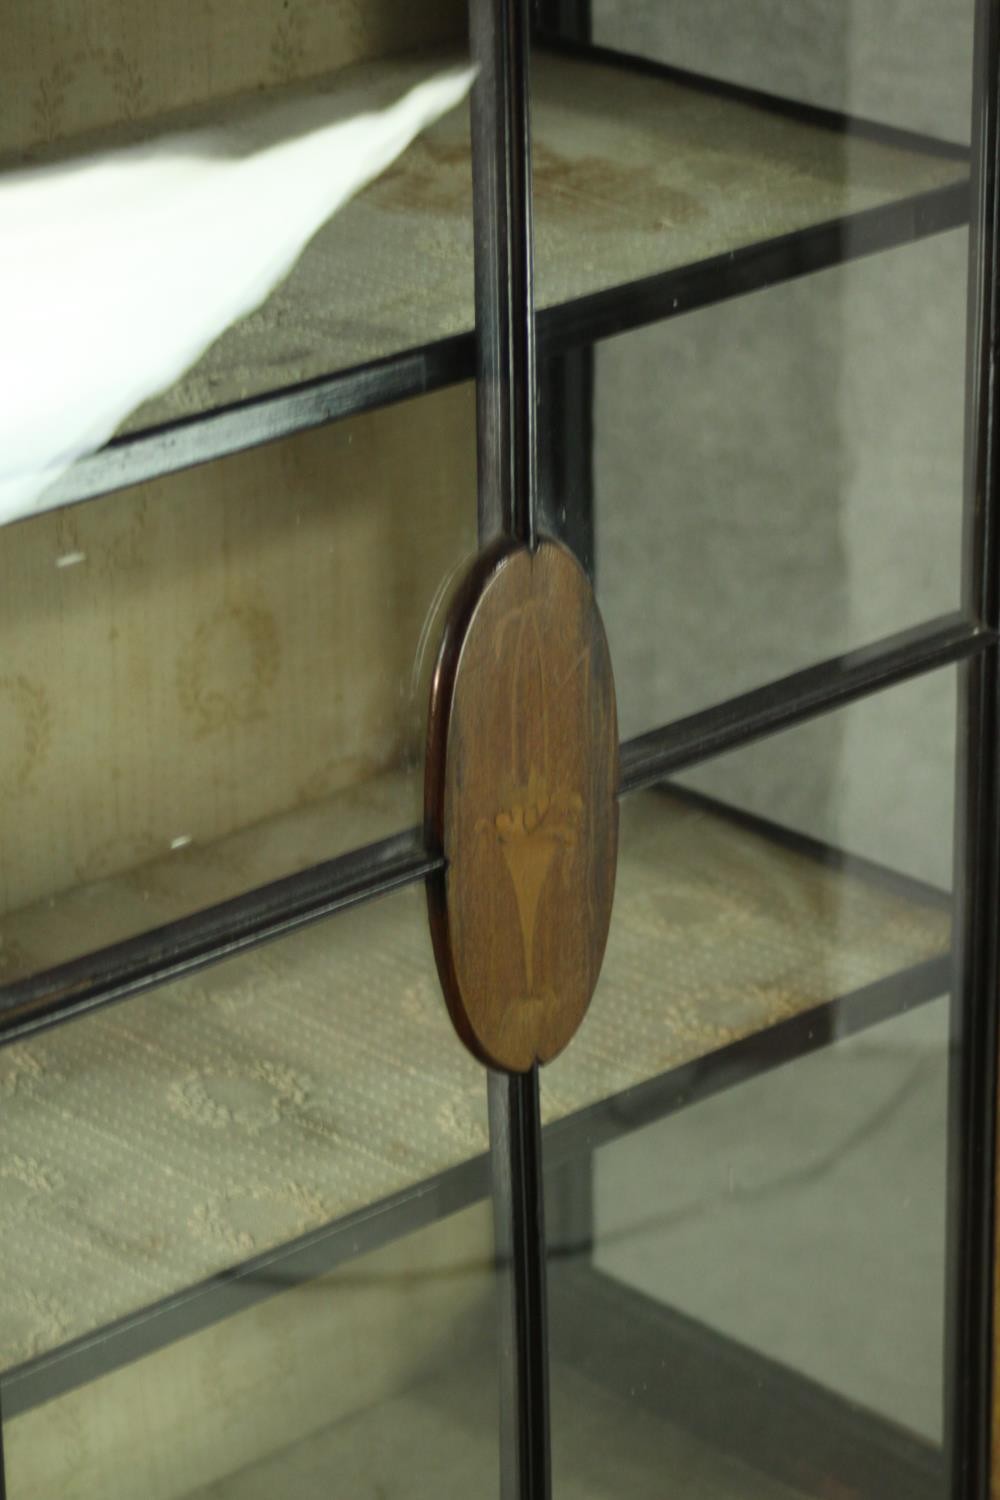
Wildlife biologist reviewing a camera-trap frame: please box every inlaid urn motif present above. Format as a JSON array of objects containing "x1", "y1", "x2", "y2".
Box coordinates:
[{"x1": 425, "y1": 538, "x2": 619, "y2": 1072}]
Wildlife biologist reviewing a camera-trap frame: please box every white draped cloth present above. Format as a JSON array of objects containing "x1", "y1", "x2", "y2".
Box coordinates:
[{"x1": 0, "y1": 63, "x2": 474, "y2": 526}]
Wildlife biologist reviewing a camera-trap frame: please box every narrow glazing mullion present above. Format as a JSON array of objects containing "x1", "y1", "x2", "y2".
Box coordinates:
[
  {"x1": 947, "y1": 0, "x2": 1000, "y2": 1492},
  {"x1": 620, "y1": 613, "x2": 990, "y2": 796},
  {"x1": 489, "y1": 1070, "x2": 552, "y2": 1500},
  {"x1": 468, "y1": 1, "x2": 551, "y2": 1497},
  {"x1": 469, "y1": 0, "x2": 539, "y2": 549}
]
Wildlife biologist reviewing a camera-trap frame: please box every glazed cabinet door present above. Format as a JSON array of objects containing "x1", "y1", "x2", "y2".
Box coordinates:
[{"x1": 527, "y1": 3, "x2": 999, "y2": 1500}]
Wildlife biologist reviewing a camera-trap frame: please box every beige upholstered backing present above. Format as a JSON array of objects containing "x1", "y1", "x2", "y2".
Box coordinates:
[
  {"x1": 0, "y1": 0, "x2": 476, "y2": 925},
  {"x1": 0, "y1": 0, "x2": 466, "y2": 158},
  {"x1": 0, "y1": 385, "x2": 477, "y2": 920}
]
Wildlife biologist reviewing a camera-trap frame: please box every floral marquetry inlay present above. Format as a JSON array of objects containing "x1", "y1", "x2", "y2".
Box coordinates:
[
  {"x1": 491, "y1": 767, "x2": 584, "y2": 1007},
  {"x1": 426, "y1": 540, "x2": 619, "y2": 1073}
]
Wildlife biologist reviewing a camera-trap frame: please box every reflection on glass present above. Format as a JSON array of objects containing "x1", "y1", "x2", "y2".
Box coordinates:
[
  {"x1": 0, "y1": 383, "x2": 477, "y2": 984},
  {"x1": 1, "y1": 888, "x2": 498, "y2": 1497},
  {"x1": 542, "y1": 670, "x2": 955, "y2": 1498}
]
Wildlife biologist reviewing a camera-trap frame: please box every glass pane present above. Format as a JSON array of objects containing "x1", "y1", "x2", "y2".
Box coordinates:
[
  {"x1": 541, "y1": 669, "x2": 956, "y2": 1498},
  {"x1": 2, "y1": 6, "x2": 471, "y2": 438},
  {"x1": 1, "y1": 884, "x2": 499, "y2": 1496},
  {"x1": 592, "y1": 240, "x2": 966, "y2": 741},
  {"x1": 528, "y1": 37, "x2": 966, "y2": 321},
  {"x1": 0, "y1": 384, "x2": 477, "y2": 981},
  {"x1": 531, "y1": 3, "x2": 971, "y2": 742}
]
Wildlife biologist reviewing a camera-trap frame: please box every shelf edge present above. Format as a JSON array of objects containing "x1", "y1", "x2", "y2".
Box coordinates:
[{"x1": 33, "y1": 180, "x2": 970, "y2": 512}]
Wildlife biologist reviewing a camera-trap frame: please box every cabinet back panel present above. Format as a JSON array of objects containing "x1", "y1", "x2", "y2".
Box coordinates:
[
  {"x1": 0, "y1": 384, "x2": 476, "y2": 930},
  {"x1": 2, "y1": 0, "x2": 466, "y2": 157}
]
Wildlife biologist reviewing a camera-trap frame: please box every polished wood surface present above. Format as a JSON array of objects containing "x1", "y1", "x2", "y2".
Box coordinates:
[{"x1": 425, "y1": 539, "x2": 619, "y2": 1072}]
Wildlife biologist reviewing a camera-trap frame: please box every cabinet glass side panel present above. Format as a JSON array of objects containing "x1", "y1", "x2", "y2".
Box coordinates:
[
  {"x1": 0, "y1": 881, "x2": 501, "y2": 1497},
  {"x1": 532, "y1": 2, "x2": 972, "y2": 742},
  {"x1": 541, "y1": 668, "x2": 956, "y2": 1500},
  {"x1": 0, "y1": 384, "x2": 477, "y2": 984}
]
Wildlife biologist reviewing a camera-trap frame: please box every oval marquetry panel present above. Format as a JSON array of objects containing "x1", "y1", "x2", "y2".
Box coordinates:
[{"x1": 425, "y1": 539, "x2": 619, "y2": 1073}]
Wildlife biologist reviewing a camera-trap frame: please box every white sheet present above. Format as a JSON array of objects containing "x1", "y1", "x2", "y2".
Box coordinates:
[{"x1": 0, "y1": 63, "x2": 474, "y2": 527}]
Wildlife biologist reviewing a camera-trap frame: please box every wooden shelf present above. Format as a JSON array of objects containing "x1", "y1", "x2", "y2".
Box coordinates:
[
  {"x1": 0, "y1": 786, "x2": 949, "y2": 1401},
  {"x1": 35, "y1": 45, "x2": 968, "y2": 507}
]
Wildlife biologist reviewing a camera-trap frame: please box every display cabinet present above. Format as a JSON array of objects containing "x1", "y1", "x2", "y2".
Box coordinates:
[{"x1": 1, "y1": 1, "x2": 998, "y2": 1498}]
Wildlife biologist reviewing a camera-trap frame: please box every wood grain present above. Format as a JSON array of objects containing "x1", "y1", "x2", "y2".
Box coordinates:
[{"x1": 425, "y1": 539, "x2": 619, "y2": 1072}]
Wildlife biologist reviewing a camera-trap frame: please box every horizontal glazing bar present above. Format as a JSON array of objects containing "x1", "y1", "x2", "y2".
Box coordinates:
[
  {"x1": 30, "y1": 335, "x2": 475, "y2": 516},
  {"x1": 542, "y1": 181, "x2": 970, "y2": 353},
  {"x1": 0, "y1": 831, "x2": 441, "y2": 1048},
  {"x1": 535, "y1": 36, "x2": 971, "y2": 162},
  {"x1": 620, "y1": 615, "x2": 992, "y2": 795}
]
